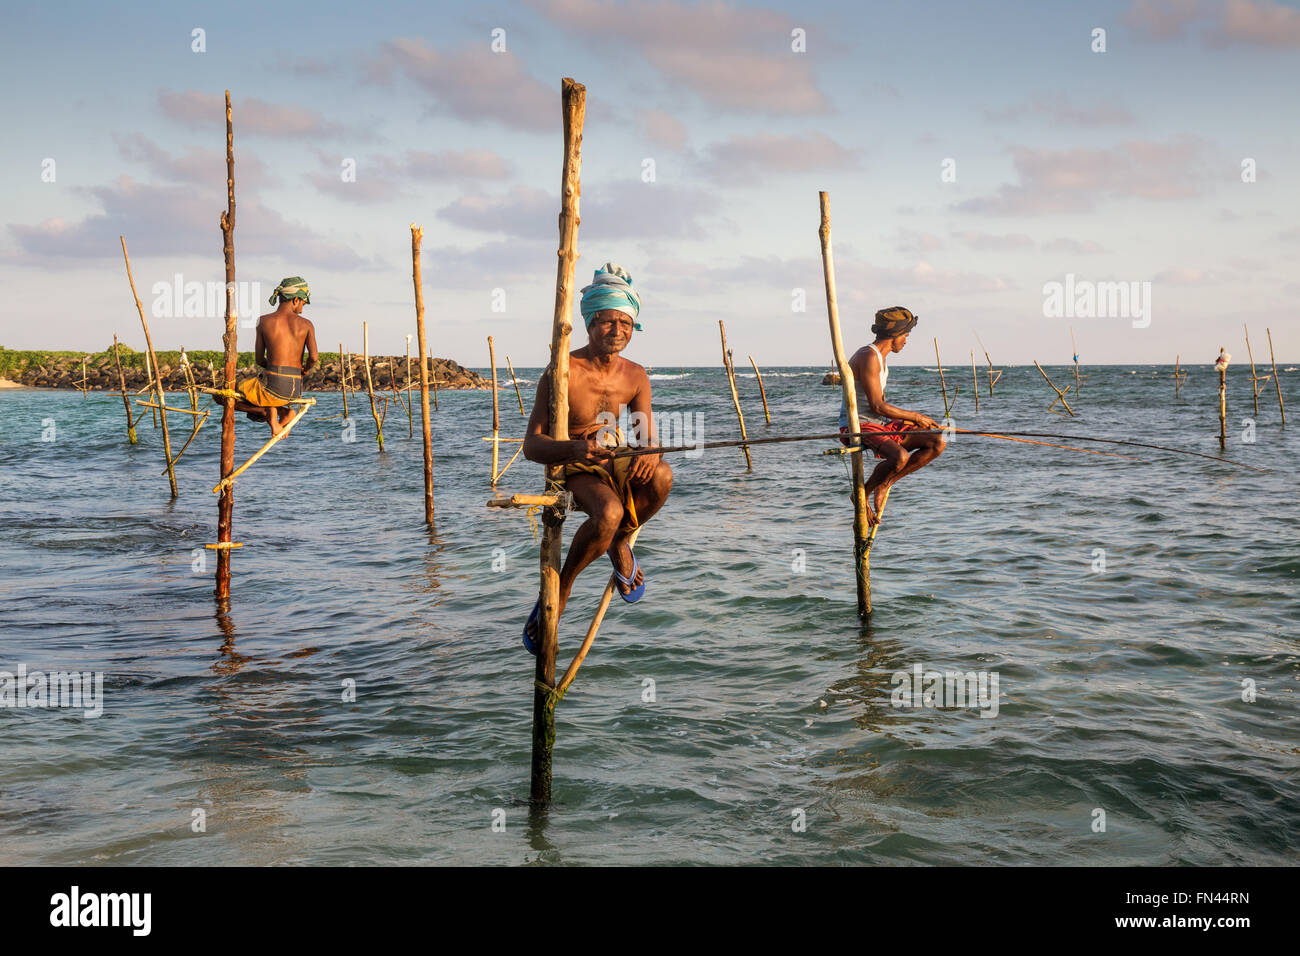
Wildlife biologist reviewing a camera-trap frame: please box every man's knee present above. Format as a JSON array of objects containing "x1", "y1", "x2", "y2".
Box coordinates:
[
  {"x1": 931, "y1": 436, "x2": 947, "y2": 455},
  {"x1": 591, "y1": 502, "x2": 624, "y2": 538},
  {"x1": 891, "y1": 447, "x2": 910, "y2": 471},
  {"x1": 652, "y1": 461, "x2": 673, "y2": 497}
]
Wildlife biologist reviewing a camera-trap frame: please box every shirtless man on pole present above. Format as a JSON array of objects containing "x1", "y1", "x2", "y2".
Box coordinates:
[
  {"x1": 232, "y1": 277, "x2": 318, "y2": 435},
  {"x1": 840, "y1": 306, "x2": 946, "y2": 525},
  {"x1": 520, "y1": 263, "x2": 673, "y2": 653}
]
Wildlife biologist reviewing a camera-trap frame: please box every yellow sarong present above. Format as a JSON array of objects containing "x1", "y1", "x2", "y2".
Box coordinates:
[{"x1": 564, "y1": 424, "x2": 639, "y2": 533}]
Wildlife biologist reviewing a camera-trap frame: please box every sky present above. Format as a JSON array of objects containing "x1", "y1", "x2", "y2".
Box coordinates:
[{"x1": 1, "y1": 0, "x2": 1297, "y2": 367}]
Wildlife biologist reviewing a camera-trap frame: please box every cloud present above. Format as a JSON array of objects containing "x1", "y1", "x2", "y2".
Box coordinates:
[
  {"x1": 437, "y1": 183, "x2": 720, "y2": 240},
  {"x1": 957, "y1": 137, "x2": 1215, "y2": 215},
  {"x1": 159, "y1": 90, "x2": 350, "y2": 138},
  {"x1": 641, "y1": 109, "x2": 688, "y2": 150},
  {"x1": 895, "y1": 228, "x2": 946, "y2": 254},
  {"x1": 983, "y1": 95, "x2": 1137, "y2": 127},
  {"x1": 1041, "y1": 237, "x2": 1110, "y2": 255},
  {"x1": 1125, "y1": 0, "x2": 1300, "y2": 48},
  {"x1": 951, "y1": 231, "x2": 1035, "y2": 252},
  {"x1": 529, "y1": 0, "x2": 830, "y2": 114},
  {"x1": 696, "y1": 131, "x2": 860, "y2": 184},
  {"x1": 1125, "y1": 0, "x2": 1202, "y2": 40},
  {"x1": 307, "y1": 148, "x2": 516, "y2": 204},
  {"x1": 366, "y1": 38, "x2": 554, "y2": 130},
  {"x1": 1154, "y1": 266, "x2": 1225, "y2": 285}
]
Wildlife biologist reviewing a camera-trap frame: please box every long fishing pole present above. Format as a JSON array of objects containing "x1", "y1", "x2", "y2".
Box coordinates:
[{"x1": 593, "y1": 427, "x2": 1266, "y2": 472}]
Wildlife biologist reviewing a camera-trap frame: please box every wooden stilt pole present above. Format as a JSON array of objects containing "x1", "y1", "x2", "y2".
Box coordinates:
[
  {"x1": 934, "y1": 338, "x2": 951, "y2": 418},
  {"x1": 430, "y1": 343, "x2": 439, "y2": 411},
  {"x1": 411, "y1": 225, "x2": 435, "y2": 525},
  {"x1": 216, "y1": 89, "x2": 238, "y2": 602},
  {"x1": 1217, "y1": 348, "x2": 1228, "y2": 447},
  {"x1": 506, "y1": 356, "x2": 526, "y2": 415},
  {"x1": 144, "y1": 351, "x2": 157, "y2": 427},
  {"x1": 1267, "y1": 328, "x2": 1285, "y2": 425},
  {"x1": 971, "y1": 350, "x2": 980, "y2": 414},
  {"x1": 555, "y1": 524, "x2": 642, "y2": 699},
  {"x1": 489, "y1": 335, "x2": 501, "y2": 486},
  {"x1": 112, "y1": 335, "x2": 138, "y2": 444},
  {"x1": 405, "y1": 334, "x2": 414, "y2": 438},
  {"x1": 212, "y1": 399, "x2": 315, "y2": 494},
  {"x1": 339, "y1": 343, "x2": 349, "y2": 420},
  {"x1": 748, "y1": 355, "x2": 772, "y2": 425},
  {"x1": 718, "y1": 321, "x2": 752, "y2": 470},
  {"x1": 1174, "y1": 355, "x2": 1185, "y2": 397},
  {"x1": 362, "y1": 322, "x2": 384, "y2": 451},
  {"x1": 1245, "y1": 325, "x2": 1260, "y2": 416},
  {"x1": 532, "y1": 77, "x2": 584, "y2": 809},
  {"x1": 1071, "y1": 327, "x2": 1081, "y2": 397},
  {"x1": 976, "y1": 332, "x2": 997, "y2": 397},
  {"x1": 121, "y1": 236, "x2": 177, "y2": 497},
  {"x1": 818, "y1": 191, "x2": 873, "y2": 617},
  {"x1": 1033, "y1": 360, "x2": 1075, "y2": 416}
]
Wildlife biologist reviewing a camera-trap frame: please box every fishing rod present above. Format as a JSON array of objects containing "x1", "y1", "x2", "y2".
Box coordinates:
[{"x1": 591, "y1": 427, "x2": 1267, "y2": 473}]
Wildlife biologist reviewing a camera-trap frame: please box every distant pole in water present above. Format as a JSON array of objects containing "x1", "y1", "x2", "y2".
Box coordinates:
[
  {"x1": 934, "y1": 338, "x2": 952, "y2": 418},
  {"x1": 819, "y1": 191, "x2": 873, "y2": 617},
  {"x1": 488, "y1": 335, "x2": 501, "y2": 486},
  {"x1": 1215, "y1": 347, "x2": 1230, "y2": 448},
  {"x1": 1071, "y1": 327, "x2": 1081, "y2": 397},
  {"x1": 144, "y1": 351, "x2": 157, "y2": 427},
  {"x1": 1174, "y1": 354, "x2": 1186, "y2": 397},
  {"x1": 1034, "y1": 360, "x2": 1076, "y2": 417},
  {"x1": 121, "y1": 236, "x2": 178, "y2": 498},
  {"x1": 971, "y1": 350, "x2": 980, "y2": 413},
  {"x1": 748, "y1": 355, "x2": 771, "y2": 425},
  {"x1": 362, "y1": 321, "x2": 384, "y2": 451},
  {"x1": 718, "y1": 321, "x2": 752, "y2": 470},
  {"x1": 411, "y1": 224, "x2": 435, "y2": 525},
  {"x1": 506, "y1": 355, "x2": 526, "y2": 416},
  {"x1": 215, "y1": 90, "x2": 239, "y2": 602},
  {"x1": 404, "y1": 334, "x2": 414, "y2": 439},
  {"x1": 112, "y1": 334, "x2": 138, "y2": 444},
  {"x1": 1244, "y1": 325, "x2": 1263, "y2": 417},
  {"x1": 975, "y1": 332, "x2": 999, "y2": 396},
  {"x1": 531, "y1": 77, "x2": 585, "y2": 809},
  {"x1": 1267, "y1": 327, "x2": 1285, "y2": 425},
  {"x1": 339, "y1": 342, "x2": 349, "y2": 420}
]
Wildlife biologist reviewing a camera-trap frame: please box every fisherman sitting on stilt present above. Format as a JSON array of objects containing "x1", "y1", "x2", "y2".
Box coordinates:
[
  {"x1": 230, "y1": 277, "x2": 318, "y2": 436},
  {"x1": 520, "y1": 263, "x2": 673, "y2": 653},
  {"x1": 840, "y1": 306, "x2": 945, "y2": 525}
]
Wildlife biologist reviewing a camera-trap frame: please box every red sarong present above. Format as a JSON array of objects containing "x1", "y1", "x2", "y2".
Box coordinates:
[{"x1": 839, "y1": 419, "x2": 915, "y2": 458}]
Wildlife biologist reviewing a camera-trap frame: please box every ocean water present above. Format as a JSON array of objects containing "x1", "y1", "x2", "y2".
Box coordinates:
[{"x1": 1, "y1": 364, "x2": 1296, "y2": 866}]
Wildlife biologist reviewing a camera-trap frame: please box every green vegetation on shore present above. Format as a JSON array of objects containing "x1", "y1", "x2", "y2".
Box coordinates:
[{"x1": 0, "y1": 346, "x2": 355, "y2": 377}]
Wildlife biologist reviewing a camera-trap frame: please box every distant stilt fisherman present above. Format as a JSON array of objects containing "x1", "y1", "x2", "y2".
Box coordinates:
[
  {"x1": 230, "y1": 277, "x2": 319, "y2": 436},
  {"x1": 839, "y1": 307, "x2": 946, "y2": 524}
]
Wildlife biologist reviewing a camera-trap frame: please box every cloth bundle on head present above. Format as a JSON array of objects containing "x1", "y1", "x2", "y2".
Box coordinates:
[
  {"x1": 872, "y1": 305, "x2": 917, "y2": 337},
  {"x1": 580, "y1": 263, "x2": 642, "y2": 331},
  {"x1": 269, "y1": 276, "x2": 311, "y2": 305}
]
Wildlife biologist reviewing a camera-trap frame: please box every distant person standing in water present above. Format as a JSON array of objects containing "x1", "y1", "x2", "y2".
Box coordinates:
[{"x1": 232, "y1": 277, "x2": 318, "y2": 435}]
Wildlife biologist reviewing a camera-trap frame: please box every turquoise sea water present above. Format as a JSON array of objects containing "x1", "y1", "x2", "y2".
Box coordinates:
[{"x1": 1, "y1": 364, "x2": 1296, "y2": 865}]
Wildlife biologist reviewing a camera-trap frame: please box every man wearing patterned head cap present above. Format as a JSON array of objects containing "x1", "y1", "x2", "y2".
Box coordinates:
[
  {"x1": 519, "y1": 263, "x2": 672, "y2": 653},
  {"x1": 230, "y1": 276, "x2": 319, "y2": 435},
  {"x1": 838, "y1": 306, "x2": 946, "y2": 525}
]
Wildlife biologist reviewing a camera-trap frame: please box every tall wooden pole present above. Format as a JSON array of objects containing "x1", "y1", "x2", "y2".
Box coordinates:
[
  {"x1": 1267, "y1": 328, "x2": 1286, "y2": 424},
  {"x1": 1174, "y1": 354, "x2": 1184, "y2": 397},
  {"x1": 818, "y1": 191, "x2": 872, "y2": 616},
  {"x1": 405, "y1": 334, "x2": 414, "y2": 438},
  {"x1": 362, "y1": 322, "x2": 384, "y2": 451},
  {"x1": 506, "y1": 356, "x2": 526, "y2": 415},
  {"x1": 121, "y1": 236, "x2": 177, "y2": 497},
  {"x1": 934, "y1": 338, "x2": 951, "y2": 418},
  {"x1": 339, "y1": 342, "x2": 349, "y2": 419},
  {"x1": 1071, "y1": 327, "x2": 1081, "y2": 396},
  {"x1": 216, "y1": 90, "x2": 238, "y2": 601},
  {"x1": 144, "y1": 352, "x2": 157, "y2": 427},
  {"x1": 1218, "y1": 354, "x2": 1228, "y2": 448},
  {"x1": 718, "y1": 321, "x2": 752, "y2": 470},
  {"x1": 971, "y1": 350, "x2": 980, "y2": 413},
  {"x1": 411, "y1": 225, "x2": 435, "y2": 525},
  {"x1": 976, "y1": 332, "x2": 996, "y2": 396},
  {"x1": 1244, "y1": 325, "x2": 1260, "y2": 416},
  {"x1": 532, "y1": 77, "x2": 584, "y2": 808},
  {"x1": 489, "y1": 335, "x2": 501, "y2": 486},
  {"x1": 112, "y1": 335, "x2": 138, "y2": 444},
  {"x1": 748, "y1": 356, "x2": 771, "y2": 424}
]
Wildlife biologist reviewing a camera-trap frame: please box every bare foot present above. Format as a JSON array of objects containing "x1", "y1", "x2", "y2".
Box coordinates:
[
  {"x1": 871, "y1": 483, "x2": 891, "y2": 521},
  {"x1": 862, "y1": 494, "x2": 880, "y2": 527},
  {"x1": 268, "y1": 414, "x2": 282, "y2": 437}
]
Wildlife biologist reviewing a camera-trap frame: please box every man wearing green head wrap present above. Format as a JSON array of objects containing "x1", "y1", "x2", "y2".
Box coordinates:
[
  {"x1": 230, "y1": 276, "x2": 319, "y2": 435},
  {"x1": 518, "y1": 263, "x2": 672, "y2": 654}
]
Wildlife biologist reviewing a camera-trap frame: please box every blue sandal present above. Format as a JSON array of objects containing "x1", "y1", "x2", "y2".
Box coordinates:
[
  {"x1": 614, "y1": 549, "x2": 646, "y2": 604},
  {"x1": 522, "y1": 597, "x2": 541, "y2": 654}
]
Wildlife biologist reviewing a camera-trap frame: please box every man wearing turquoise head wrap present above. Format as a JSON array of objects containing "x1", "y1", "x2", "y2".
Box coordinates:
[
  {"x1": 229, "y1": 276, "x2": 319, "y2": 435},
  {"x1": 518, "y1": 263, "x2": 672, "y2": 653}
]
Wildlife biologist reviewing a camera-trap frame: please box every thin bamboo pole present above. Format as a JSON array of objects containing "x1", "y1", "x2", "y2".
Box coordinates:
[
  {"x1": 934, "y1": 338, "x2": 951, "y2": 417},
  {"x1": 1218, "y1": 350, "x2": 1228, "y2": 447},
  {"x1": 748, "y1": 355, "x2": 771, "y2": 425},
  {"x1": 976, "y1": 332, "x2": 997, "y2": 396},
  {"x1": 160, "y1": 410, "x2": 211, "y2": 473},
  {"x1": 412, "y1": 225, "x2": 435, "y2": 524},
  {"x1": 144, "y1": 351, "x2": 157, "y2": 427},
  {"x1": 362, "y1": 322, "x2": 384, "y2": 451},
  {"x1": 532, "y1": 77, "x2": 584, "y2": 809},
  {"x1": 215, "y1": 89, "x2": 238, "y2": 602},
  {"x1": 1267, "y1": 328, "x2": 1285, "y2": 425},
  {"x1": 1245, "y1": 325, "x2": 1260, "y2": 415},
  {"x1": 819, "y1": 191, "x2": 873, "y2": 617},
  {"x1": 971, "y1": 350, "x2": 980, "y2": 413},
  {"x1": 405, "y1": 334, "x2": 414, "y2": 438},
  {"x1": 1071, "y1": 327, "x2": 1081, "y2": 397},
  {"x1": 1033, "y1": 360, "x2": 1075, "y2": 416},
  {"x1": 506, "y1": 356, "x2": 526, "y2": 415},
  {"x1": 212, "y1": 400, "x2": 315, "y2": 494},
  {"x1": 489, "y1": 335, "x2": 501, "y2": 485},
  {"x1": 1174, "y1": 355, "x2": 1185, "y2": 397},
  {"x1": 121, "y1": 236, "x2": 177, "y2": 497},
  {"x1": 430, "y1": 343, "x2": 439, "y2": 411},
  {"x1": 339, "y1": 343, "x2": 349, "y2": 419},
  {"x1": 555, "y1": 525, "x2": 643, "y2": 699},
  {"x1": 718, "y1": 321, "x2": 752, "y2": 470},
  {"x1": 112, "y1": 335, "x2": 138, "y2": 444}
]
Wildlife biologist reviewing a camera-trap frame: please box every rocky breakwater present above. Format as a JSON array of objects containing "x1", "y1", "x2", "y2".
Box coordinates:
[{"x1": 0, "y1": 346, "x2": 490, "y2": 392}]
